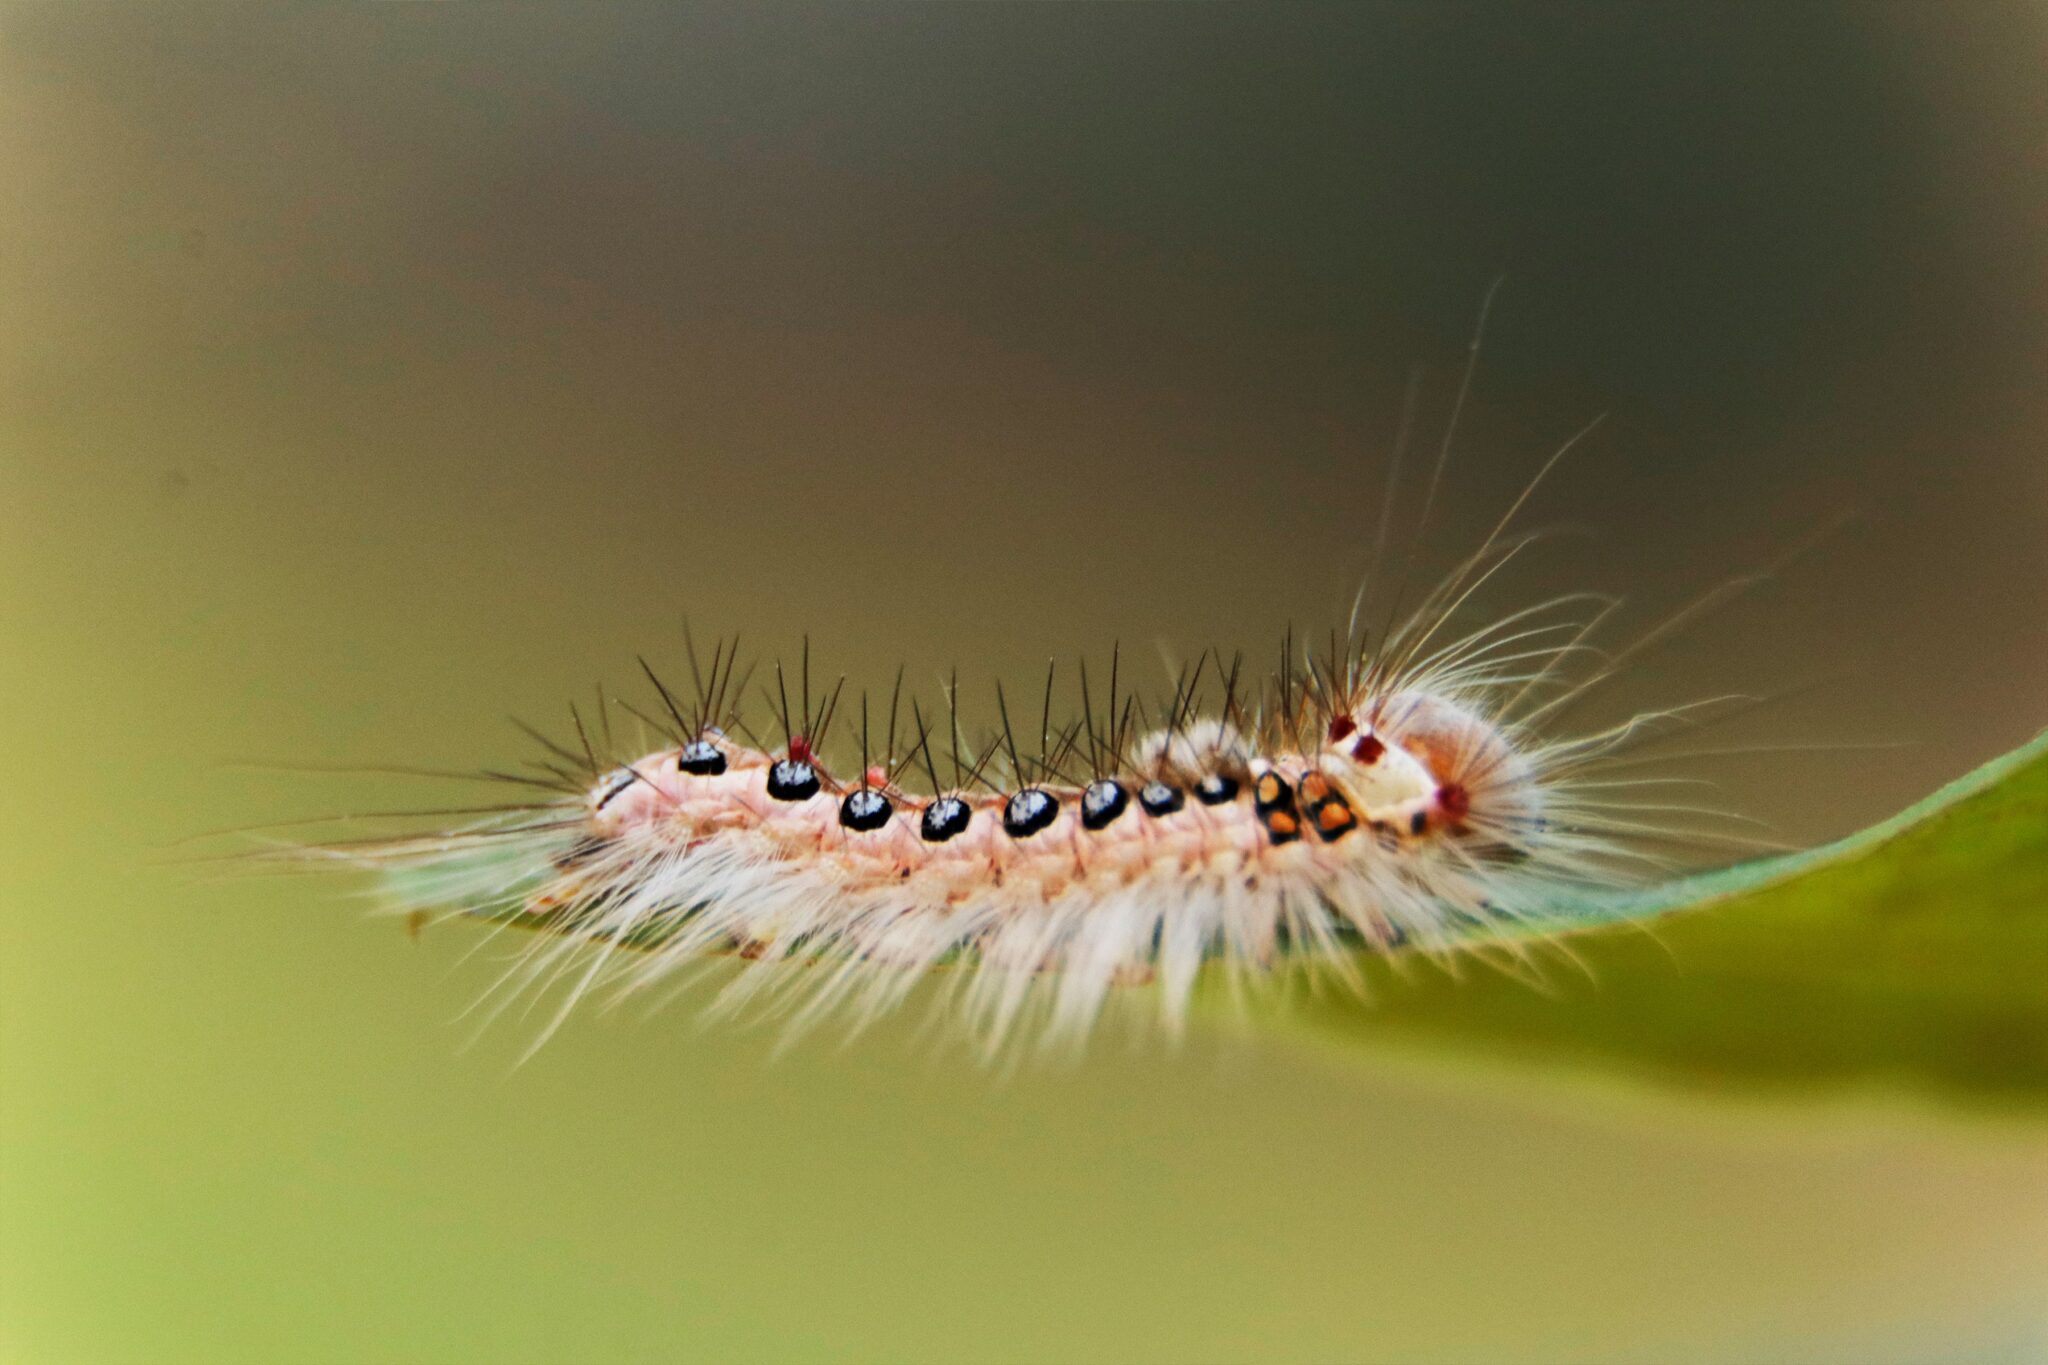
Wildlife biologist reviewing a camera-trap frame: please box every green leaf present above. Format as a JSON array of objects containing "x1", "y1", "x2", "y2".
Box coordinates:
[{"x1": 1266, "y1": 729, "x2": 2048, "y2": 1105}]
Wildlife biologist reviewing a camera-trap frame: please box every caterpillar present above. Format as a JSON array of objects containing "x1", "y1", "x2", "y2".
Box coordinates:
[
  {"x1": 294, "y1": 517, "x2": 1766, "y2": 1059},
  {"x1": 286, "y1": 315, "x2": 1777, "y2": 1056}
]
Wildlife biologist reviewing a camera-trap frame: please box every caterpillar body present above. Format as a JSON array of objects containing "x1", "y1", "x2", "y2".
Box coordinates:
[
  {"x1": 549, "y1": 669, "x2": 1541, "y2": 1047},
  {"x1": 294, "y1": 309, "x2": 1765, "y2": 1054},
  {"x1": 308, "y1": 516, "x2": 1732, "y2": 1056}
]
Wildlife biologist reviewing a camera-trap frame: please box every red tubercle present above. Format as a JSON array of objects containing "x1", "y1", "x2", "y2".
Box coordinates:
[
  {"x1": 1327, "y1": 714, "x2": 1357, "y2": 744},
  {"x1": 1435, "y1": 782, "x2": 1470, "y2": 823},
  {"x1": 788, "y1": 735, "x2": 817, "y2": 765},
  {"x1": 1351, "y1": 733, "x2": 1385, "y2": 765}
]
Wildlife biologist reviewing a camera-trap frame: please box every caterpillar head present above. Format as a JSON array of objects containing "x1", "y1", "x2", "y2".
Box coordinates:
[{"x1": 1322, "y1": 692, "x2": 1540, "y2": 841}]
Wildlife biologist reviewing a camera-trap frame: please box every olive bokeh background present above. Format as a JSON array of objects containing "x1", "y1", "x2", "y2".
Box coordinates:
[{"x1": 5, "y1": 6, "x2": 2047, "y2": 1362}]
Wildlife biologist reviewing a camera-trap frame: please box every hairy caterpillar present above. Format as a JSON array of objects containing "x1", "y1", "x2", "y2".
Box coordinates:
[
  {"x1": 285, "y1": 315, "x2": 1779, "y2": 1056},
  {"x1": 296, "y1": 537, "x2": 1762, "y2": 1056}
]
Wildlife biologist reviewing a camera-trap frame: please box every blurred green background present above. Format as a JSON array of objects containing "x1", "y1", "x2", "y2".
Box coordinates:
[{"x1": 5, "y1": 5, "x2": 2048, "y2": 1362}]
